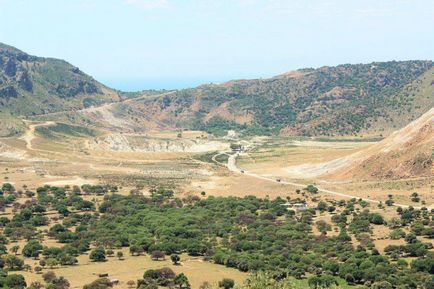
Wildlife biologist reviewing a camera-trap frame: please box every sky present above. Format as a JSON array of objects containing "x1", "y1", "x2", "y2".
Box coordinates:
[{"x1": 0, "y1": 0, "x2": 433, "y2": 91}]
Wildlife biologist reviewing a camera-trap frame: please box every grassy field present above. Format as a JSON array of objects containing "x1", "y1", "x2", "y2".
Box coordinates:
[{"x1": 15, "y1": 250, "x2": 247, "y2": 289}]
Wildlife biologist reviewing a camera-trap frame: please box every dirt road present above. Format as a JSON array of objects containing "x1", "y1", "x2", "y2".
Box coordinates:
[
  {"x1": 19, "y1": 121, "x2": 55, "y2": 150},
  {"x1": 28, "y1": 91, "x2": 177, "y2": 119},
  {"x1": 224, "y1": 152, "x2": 421, "y2": 209}
]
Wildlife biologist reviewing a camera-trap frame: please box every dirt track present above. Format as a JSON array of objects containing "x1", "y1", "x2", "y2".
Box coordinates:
[
  {"x1": 19, "y1": 121, "x2": 55, "y2": 150},
  {"x1": 221, "y1": 152, "x2": 425, "y2": 209}
]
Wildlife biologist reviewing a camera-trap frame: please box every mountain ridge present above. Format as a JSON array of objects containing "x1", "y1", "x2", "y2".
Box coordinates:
[
  {"x1": 126, "y1": 60, "x2": 434, "y2": 137},
  {"x1": 1, "y1": 43, "x2": 433, "y2": 138}
]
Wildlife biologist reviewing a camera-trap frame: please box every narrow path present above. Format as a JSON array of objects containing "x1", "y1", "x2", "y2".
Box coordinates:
[
  {"x1": 27, "y1": 91, "x2": 177, "y2": 118},
  {"x1": 211, "y1": 152, "x2": 229, "y2": 165},
  {"x1": 19, "y1": 121, "x2": 55, "y2": 150}
]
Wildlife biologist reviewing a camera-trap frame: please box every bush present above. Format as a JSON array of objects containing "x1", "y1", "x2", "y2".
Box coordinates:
[
  {"x1": 219, "y1": 278, "x2": 235, "y2": 289},
  {"x1": 89, "y1": 247, "x2": 106, "y2": 262},
  {"x1": 83, "y1": 278, "x2": 113, "y2": 289},
  {"x1": 307, "y1": 275, "x2": 338, "y2": 289}
]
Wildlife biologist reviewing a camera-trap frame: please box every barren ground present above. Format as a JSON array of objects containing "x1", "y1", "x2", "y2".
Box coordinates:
[{"x1": 0, "y1": 120, "x2": 433, "y2": 288}]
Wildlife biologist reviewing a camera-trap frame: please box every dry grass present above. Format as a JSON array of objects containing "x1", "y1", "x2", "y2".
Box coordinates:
[
  {"x1": 16, "y1": 249, "x2": 247, "y2": 289},
  {"x1": 237, "y1": 139, "x2": 370, "y2": 178},
  {"x1": 2, "y1": 125, "x2": 433, "y2": 289}
]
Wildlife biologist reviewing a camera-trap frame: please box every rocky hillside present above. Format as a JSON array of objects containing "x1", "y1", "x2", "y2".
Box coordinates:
[
  {"x1": 89, "y1": 134, "x2": 228, "y2": 153},
  {"x1": 0, "y1": 43, "x2": 120, "y2": 118},
  {"x1": 135, "y1": 61, "x2": 434, "y2": 137},
  {"x1": 1, "y1": 43, "x2": 433, "y2": 138},
  {"x1": 326, "y1": 107, "x2": 434, "y2": 180}
]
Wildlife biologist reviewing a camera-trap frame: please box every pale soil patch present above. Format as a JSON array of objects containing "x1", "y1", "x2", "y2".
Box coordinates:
[
  {"x1": 43, "y1": 176, "x2": 96, "y2": 187},
  {"x1": 85, "y1": 106, "x2": 132, "y2": 130},
  {"x1": 326, "y1": 107, "x2": 434, "y2": 180},
  {"x1": 237, "y1": 140, "x2": 370, "y2": 178},
  {"x1": 0, "y1": 149, "x2": 27, "y2": 160},
  {"x1": 235, "y1": 136, "x2": 433, "y2": 207},
  {"x1": 276, "y1": 70, "x2": 306, "y2": 78},
  {"x1": 17, "y1": 250, "x2": 247, "y2": 289},
  {"x1": 146, "y1": 130, "x2": 208, "y2": 139},
  {"x1": 184, "y1": 172, "x2": 301, "y2": 199},
  {"x1": 89, "y1": 133, "x2": 229, "y2": 153},
  {"x1": 374, "y1": 239, "x2": 406, "y2": 254},
  {"x1": 284, "y1": 157, "x2": 350, "y2": 178},
  {"x1": 0, "y1": 141, "x2": 27, "y2": 160}
]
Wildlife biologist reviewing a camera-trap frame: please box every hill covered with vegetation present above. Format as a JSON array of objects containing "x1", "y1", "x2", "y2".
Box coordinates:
[
  {"x1": 1, "y1": 43, "x2": 433, "y2": 138},
  {"x1": 138, "y1": 61, "x2": 433, "y2": 137},
  {"x1": 0, "y1": 43, "x2": 122, "y2": 136}
]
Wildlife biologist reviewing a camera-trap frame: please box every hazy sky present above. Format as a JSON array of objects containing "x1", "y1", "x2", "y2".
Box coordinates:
[{"x1": 1, "y1": 0, "x2": 433, "y2": 91}]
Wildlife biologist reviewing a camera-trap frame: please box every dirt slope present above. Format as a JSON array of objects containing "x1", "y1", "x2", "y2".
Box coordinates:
[{"x1": 326, "y1": 107, "x2": 434, "y2": 180}]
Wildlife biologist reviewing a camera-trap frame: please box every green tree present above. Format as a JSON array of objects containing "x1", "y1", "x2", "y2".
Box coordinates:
[
  {"x1": 42, "y1": 271, "x2": 57, "y2": 283},
  {"x1": 174, "y1": 273, "x2": 190, "y2": 289},
  {"x1": 10, "y1": 245, "x2": 20, "y2": 255},
  {"x1": 171, "y1": 254, "x2": 181, "y2": 265},
  {"x1": 218, "y1": 278, "x2": 235, "y2": 289},
  {"x1": 22, "y1": 240, "x2": 43, "y2": 259},
  {"x1": 129, "y1": 245, "x2": 144, "y2": 256},
  {"x1": 4, "y1": 274, "x2": 27, "y2": 289},
  {"x1": 369, "y1": 213, "x2": 384, "y2": 225},
  {"x1": 317, "y1": 201, "x2": 328, "y2": 212},
  {"x1": 305, "y1": 185, "x2": 318, "y2": 194},
  {"x1": 89, "y1": 247, "x2": 106, "y2": 262},
  {"x1": 5, "y1": 254, "x2": 24, "y2": 270},
  {"x1": 151, "y1": 250, "x2": 165, "y2": 261},
  {"x1": 308, "y1": 275, "x2": 337, "y2": 289}
]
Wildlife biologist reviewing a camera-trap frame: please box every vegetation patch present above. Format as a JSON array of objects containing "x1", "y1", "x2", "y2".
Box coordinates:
[{"x1": 35, "y1": 123, "x2": 99, "y2": 140}]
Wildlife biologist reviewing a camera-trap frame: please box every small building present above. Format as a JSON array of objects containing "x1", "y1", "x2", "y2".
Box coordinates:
[
  {"x1": 281, "y1": 202, "x2": 308, "y2": 212},
  {"x1": 292, "y1": 203, "x2": 308, "y2": 212}
]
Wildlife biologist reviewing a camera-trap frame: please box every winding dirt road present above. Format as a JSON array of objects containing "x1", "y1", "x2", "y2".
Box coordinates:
[
  {"x1": 19, "y1": 121, "x2": 55, "y2": 150},
  {"x1": 220, "y1": 152, "x2": 421, "y2": 209}
]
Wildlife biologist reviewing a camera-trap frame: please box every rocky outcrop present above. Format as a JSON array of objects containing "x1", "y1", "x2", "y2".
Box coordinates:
[
  {"x1": 18, "y1": 71, "x2": 33, "y2": 92},
  {"x1": 89, "y1": 134, "x2": 229, "y2": 153},
  {"x1": 0, "y1": 86, "x2": 17, "y2": 98},
  {"x1": 4, "y1": 58, "x2": 17, "y2": 77},
  {"x1": 56, "y1": 80, "x2": 99, "y2": 98}
]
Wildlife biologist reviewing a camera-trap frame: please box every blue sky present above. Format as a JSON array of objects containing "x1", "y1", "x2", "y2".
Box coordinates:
[{"x1": 1, "y1": 0, "x2": 433, "y2": 91}]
